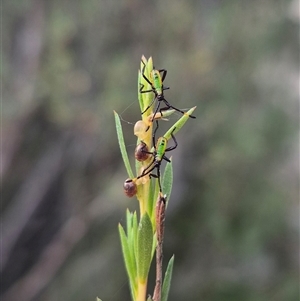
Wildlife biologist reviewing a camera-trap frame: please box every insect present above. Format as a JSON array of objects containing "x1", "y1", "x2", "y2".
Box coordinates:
[
  {"x1": 139, "y1": 60, "x2": 196, "y2": 125},
  {"x1": 136, "y1": 127, "x2": 178, "y2": 193}
]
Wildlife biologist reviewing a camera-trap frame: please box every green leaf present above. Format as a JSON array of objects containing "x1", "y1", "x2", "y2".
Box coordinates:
[
  {"x1": 131, "y1": 211, "x2": 138, "y2": 273},
  {"x1": 147, "y1": 179, "x2": 155, "y2": 221},
  {"x1": 162, "y1": 160, "x2": 173, "y2": 206},
  {"x1": 118, "y1": 224, "x2": 137, "y2": 298},
  {"x1": 139, "y1": 56, "x2": 153, "y2": 115},
  {"x1": 126, "y1": 209, "x2": 133, "y2": 242},
  {"x1": 96, "y1": 298, "x2": 102, "y2": 301},
  {"x1": 163, "y1": 106, "x2": 197, "y2": 140},
  {"x1": 138, "y1": 70, "x2": 144, "y2": 113},
  {"x1": 137, "y1": 212, "x2": 153, "y2": 281},
  {"x1": 157, "y1": 109, "x2": 176, "y2": 119},
  {"x1": 114, "y1": 111, "x2": 134, "y2": 179},
  {"x1": 161, "y1": 255, "x2": 175, "y2": 301}
]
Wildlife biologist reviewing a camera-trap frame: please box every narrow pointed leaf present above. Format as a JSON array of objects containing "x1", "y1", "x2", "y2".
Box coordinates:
[
  {"x1": 162, "y1": 160, "x2": 173, "y2": 207},
  {"x1": 139, "y1": 57, "x2": 153, "y2": 115},
  {"x1": 126, "y1": 209, "x2": 133, "y2": 243},
  {"x1": 127, "y1": 211, "x2": 138, "y2": 279},
  {"x1": 147, "y1": 109, "x2": 176, "y2": 121},
  {"x1": 147, "y1": 179, "x2": 155, "y2": 221},
  {"x1": 161, "y1": 255, "x2": 175, "y2": 301},
  {"x1": 114, "y1": 111, "x2": 134, "y2": 179},
  {"x1": 118, "y1": 224, "x2": 137, "y2": 297},
  {"x1": 131, "y1": 211, "x2": 138, "y2": 273},
  {"x1": 137, "y1": 212, "x2": 153, "y2": 281},
  {"x1": 163, "y1": 106, "x2": 197, "y2": 140},
  {"x1": 138, "y1": 70, "x2": 144, "y2": 112}
]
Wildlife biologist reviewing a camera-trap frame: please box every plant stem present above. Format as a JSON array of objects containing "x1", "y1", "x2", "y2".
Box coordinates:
[
  {"x1": 153, "y1": 242, "x2": 163, "y2": 301},
  {"x1": 137, "y1": 279, "x2": 148, "y2": 301},
  {"x1": 153, "y1": 195, "x2": 166, "y2": 301}
]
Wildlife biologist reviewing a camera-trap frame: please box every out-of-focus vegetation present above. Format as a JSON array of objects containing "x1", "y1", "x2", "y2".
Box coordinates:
[{"x1": 1, "y1": 1, "x2": 298, "y2": 301}]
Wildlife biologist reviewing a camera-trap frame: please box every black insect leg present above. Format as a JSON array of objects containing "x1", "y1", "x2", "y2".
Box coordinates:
[
  {"x1": 139, "y1": 83, "x2": 155, "y2": 94},
  {"x1": 159, "y1": 98, "x2": 196, "y2": 119},
  {"x1": 158, "y1": 69, "x2": 167, "y2": 82},
  {"x1": 149, "y1": 167, "x2": 162, "y2": 193},
  {"x1": 165, "y1": 128, "x2": 178, "y2": 152},
  {"x1": 137, "y1": 161, "x2": 158, "y2": 182},
  {"x1": 152, "y1": 119, "x2": 160, "y2": 146},
  {"x1": 144, "y1": 99, "x2": 160, "y2": 132},
  {"x1": 156, "y1": 164, "x2": 162, "y2": 192}
]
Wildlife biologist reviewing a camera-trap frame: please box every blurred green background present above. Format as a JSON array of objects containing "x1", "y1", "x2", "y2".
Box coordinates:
[{"x1": 1, "y1": 0, "x2": 299, "y2": 301}]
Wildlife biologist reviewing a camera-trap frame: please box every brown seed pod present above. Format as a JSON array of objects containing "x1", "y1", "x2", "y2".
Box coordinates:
[
  {"x1": 135, "y1": 141, "x2": 150, "y2": 162},
  {"x1": 123, "y1": 178, "x2": 137, "y2": 197}
]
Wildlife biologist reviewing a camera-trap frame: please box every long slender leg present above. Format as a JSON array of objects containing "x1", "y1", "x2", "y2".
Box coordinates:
[
  {"x1": 140, "y1": 61, "x2": 157, "y2": 116},
  {"x1": 142, "y1": 96, "x2": 157, "y2": 115},
  {"x1": 148, "y1": 98, "x2": 161, "y2": 122},
  {"x1": 160, "y1": 128, "x2": 177, "y2": 163},
  {"x1": 158, "y1": 69, "x2": 167, "y2": 82},
  {"x1": 162, "y1": 154, "x2": 171, "y2": 163},
  {"x1": 138, "y1": 160, "x2": 163, "y2": 193},
  {"x1": 151, "y1": 120, "x2": 159, "y2": 143},
  {"x1": 148, "y1": 168, "x2": 162, "y2": 193},
  {"x1": 159, "y1": 98, "x2": 196, "y2": 118},
  {"x1": 144, "y1": 99, "x2": 160, "y2": 131},
  {"x1": 141, "y1": 61, "x2": 154, "y2": 87},
  {"x1": 165, "y1": 128, "x2": 178, "y2": 152},
  {"x1": 152, "y1": 119, "x2": 160, "y2": 147},
  {"x1": 139, "y1": 83, "x2": 157, "y2": 116},
  {"x1": 139, "y1": 83, "x2": 154, "y2": 94},
  {"x1": 156, "y1": 165, "x2": 162, "y2": 192},
  {"x1": 137, "y1": 160, "x2": 157, "y2": 180}
]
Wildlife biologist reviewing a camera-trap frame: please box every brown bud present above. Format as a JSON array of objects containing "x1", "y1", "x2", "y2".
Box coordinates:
[
  {"x1": 135, "y1": 141, "x2": 150, "y2": 162},
  {"x1": 123, "y1": 178, "x2": 137, "y2": 197}
]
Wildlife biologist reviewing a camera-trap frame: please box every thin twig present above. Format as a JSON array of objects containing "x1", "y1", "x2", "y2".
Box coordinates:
[{"x1": 153, "y1": 194, "x2": 166, "y2": 301}]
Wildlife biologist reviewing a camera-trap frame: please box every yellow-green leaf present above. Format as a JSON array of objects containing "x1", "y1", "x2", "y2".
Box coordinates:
[
  {"x1": 161, "y1": 255, "x2": 175, "y2": 301},
  {"x1": 114, "y1": 111, "x2": 134, "y2": 179}
]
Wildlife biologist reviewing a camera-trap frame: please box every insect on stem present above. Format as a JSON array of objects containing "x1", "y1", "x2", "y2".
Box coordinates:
[{"x1": 139, "y1": 59, "x2": 196, "y2": 127}]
